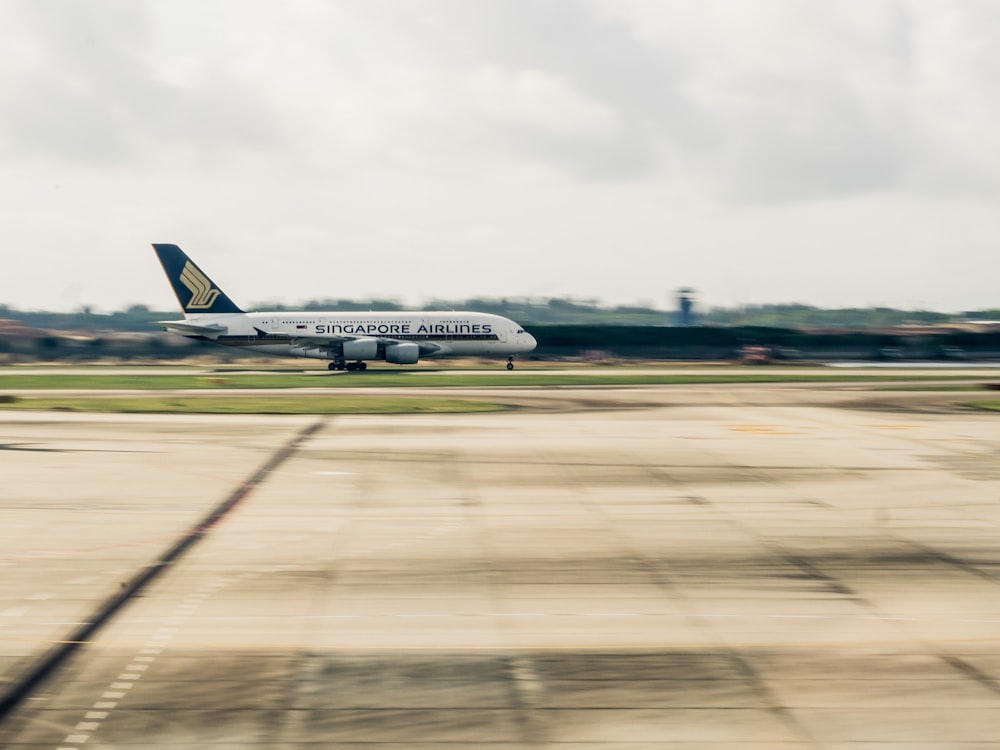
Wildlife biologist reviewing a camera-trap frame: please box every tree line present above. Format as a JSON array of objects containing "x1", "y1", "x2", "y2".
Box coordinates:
[{"x1": 3, "y1": 300, "x2": 997, "y2": 332}]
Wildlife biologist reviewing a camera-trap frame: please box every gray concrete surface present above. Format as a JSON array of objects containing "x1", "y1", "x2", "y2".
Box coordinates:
[{"x1": 1, "y1": 385, "x2": 1000, "y2": 748}]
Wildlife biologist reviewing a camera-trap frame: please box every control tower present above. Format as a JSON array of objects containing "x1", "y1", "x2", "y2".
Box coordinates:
[{"x1": 675, "y1": 287, "x2": 696, "y2": 327}]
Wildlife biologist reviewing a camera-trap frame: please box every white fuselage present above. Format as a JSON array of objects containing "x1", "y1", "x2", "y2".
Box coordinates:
[{"x1": 171, "y1": 310, "x2": 537, "y2": 361}]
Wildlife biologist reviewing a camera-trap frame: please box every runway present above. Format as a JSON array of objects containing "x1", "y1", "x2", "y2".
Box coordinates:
[{"x1": 1, "y1": 384, "x2": 1000, "y2": 747}]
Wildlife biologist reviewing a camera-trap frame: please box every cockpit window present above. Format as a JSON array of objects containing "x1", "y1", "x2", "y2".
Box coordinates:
[{"x1": 517, "y1": 329, "x2": 524, "y2": 333}]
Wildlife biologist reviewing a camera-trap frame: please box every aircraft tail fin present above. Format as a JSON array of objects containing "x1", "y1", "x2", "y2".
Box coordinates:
[{"x1": 152, "y1": 244, "x2": 244, "y2": 315}]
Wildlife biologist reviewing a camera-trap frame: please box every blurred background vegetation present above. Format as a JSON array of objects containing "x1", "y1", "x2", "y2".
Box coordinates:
[
  {"x1": 2, "y1": 299, "x2": 1000, "y2": 363},
  {"x1": 4, "y1": 299, "x2": 1000, "y2": 331}
]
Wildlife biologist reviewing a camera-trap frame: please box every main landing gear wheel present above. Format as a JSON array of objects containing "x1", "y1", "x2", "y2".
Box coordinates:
[
  {"x1": 329, "y1": 360, "x2": 367, "y2": 372},
  {"x1": 506, "y1": 357, "x2": 515, "y2": 371}
]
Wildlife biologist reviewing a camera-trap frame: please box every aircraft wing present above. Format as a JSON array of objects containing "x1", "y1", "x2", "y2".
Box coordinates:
[
  {"x1": 294, "y1": 336, "x2": 442, "y2": 356},
  {"x1": 256, "y1": 330, "x2": 441, "y2": 355}
]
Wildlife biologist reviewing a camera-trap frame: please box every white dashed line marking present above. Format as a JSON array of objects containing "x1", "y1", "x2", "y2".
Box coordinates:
[{"x1": 57, "y1": 583, "x2": 218, "y2": 749}]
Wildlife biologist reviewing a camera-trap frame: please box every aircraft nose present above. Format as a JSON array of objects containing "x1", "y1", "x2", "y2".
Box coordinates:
[{"x1": 523, "y1": 332, "x2": 537, "y2": 352}]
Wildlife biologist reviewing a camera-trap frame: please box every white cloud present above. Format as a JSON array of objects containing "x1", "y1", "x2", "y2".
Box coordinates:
[
  {"x1": 1, "y1": 0, "x2": 1000, "y2": 312},
  {"x1": 464, "y1": 65, "x2": 621, "y2": 138},
  {"x1": 903, "y1": 2, "x2": 1000, "y2": 192},
  {"x1": 595, "y1": 0, "x2": 1000, "y2": 200}
]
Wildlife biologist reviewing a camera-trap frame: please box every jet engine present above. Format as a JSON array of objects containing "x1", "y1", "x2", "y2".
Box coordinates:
[
  {"x1": 342, "y1": 338, "x2": 378, "y2": 360},
  {"x1": 385, "y1": 342, "x2": 419, "y2": 364}
]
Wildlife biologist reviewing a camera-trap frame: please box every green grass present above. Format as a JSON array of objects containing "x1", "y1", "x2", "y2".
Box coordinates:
[
  {"x1": 968, "y1": 400, "x2": 1000, "y2": 412},
  {"x1": 0, "y1": 371, "x2": 993, "y2": 390},
  {"x1": 2, "y1": 365, "x2": 996, "y2": 414},
  {"x1": 0, "y1": 395, "x2": 508, "y2": 415}
]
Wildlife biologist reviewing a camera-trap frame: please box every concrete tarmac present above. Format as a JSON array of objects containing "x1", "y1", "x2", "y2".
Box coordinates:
[{"x1": 1, "y1": 384, "x2": 1000, "y2": 748}]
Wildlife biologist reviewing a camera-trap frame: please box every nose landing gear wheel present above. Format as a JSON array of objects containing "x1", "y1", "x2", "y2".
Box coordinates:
[{"x1": 506, "y1": 357, "x2": 515, "y2": 370}]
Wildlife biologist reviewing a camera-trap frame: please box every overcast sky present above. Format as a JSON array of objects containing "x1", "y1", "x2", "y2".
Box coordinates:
[{"x1": 2, "y1": 0, "x2": 999, "y2": 313}]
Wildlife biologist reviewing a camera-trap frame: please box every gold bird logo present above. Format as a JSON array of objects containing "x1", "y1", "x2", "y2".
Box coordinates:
[{"x1": 179, "y1": 261, "x2": 221, "y2": 309}]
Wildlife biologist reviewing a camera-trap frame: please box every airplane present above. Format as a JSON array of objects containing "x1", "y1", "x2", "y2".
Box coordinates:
[{"x1": 152, "y1": 243, "x2": 537, "y2": 370}]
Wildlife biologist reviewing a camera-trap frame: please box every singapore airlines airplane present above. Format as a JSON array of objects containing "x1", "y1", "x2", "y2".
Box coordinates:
[{"x1": 153, "y1": 244, "x2": 536, "y2": 370}]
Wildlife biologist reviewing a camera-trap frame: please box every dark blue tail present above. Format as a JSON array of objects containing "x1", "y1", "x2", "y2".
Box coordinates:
[{"x1": 153, "y1": 244, "x2": 244, "y2": 315}]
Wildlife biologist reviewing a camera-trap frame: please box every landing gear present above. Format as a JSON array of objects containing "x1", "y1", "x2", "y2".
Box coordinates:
[
  {"x1": 329, "y1": 359, "x2": 368, "y2": 371},
  {"x1": 506, "y1": 356, "x2": 515, "y2": 371}
]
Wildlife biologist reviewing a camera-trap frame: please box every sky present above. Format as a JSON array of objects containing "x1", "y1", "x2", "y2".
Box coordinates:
[{"x1": 2, "y1": 0, "x2": 1000, "y2": 314}]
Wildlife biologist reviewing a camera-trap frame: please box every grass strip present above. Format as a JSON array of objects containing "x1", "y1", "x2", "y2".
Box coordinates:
[
  {"x1": 0, "y1": 395, "x2": 507, "y2": 415},
  {"x1": 0, "y1": 372, "x2": 993, "y2": 390},
  {"x1": 967, "y1": 401, "x2": 1000, "y2": 412}
]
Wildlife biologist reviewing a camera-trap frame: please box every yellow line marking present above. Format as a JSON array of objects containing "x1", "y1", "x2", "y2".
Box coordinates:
[{"x1": 727, "y1": 424, "x2": 801, "y2": 435}]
